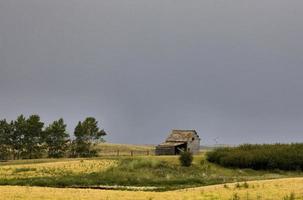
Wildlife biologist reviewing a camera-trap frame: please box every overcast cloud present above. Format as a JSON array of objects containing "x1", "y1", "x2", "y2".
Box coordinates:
[{"x1": 1, "y1": 0, "x2": 303, "y2": 145}]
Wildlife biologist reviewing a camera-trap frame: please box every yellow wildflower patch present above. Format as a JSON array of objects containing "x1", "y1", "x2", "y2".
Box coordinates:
[{"x1": 0, "y1": 159, "x2": 117, "y2": 179}]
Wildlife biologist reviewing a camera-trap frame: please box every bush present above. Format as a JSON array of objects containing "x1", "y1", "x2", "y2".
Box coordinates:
[
  {"x1": 283, "y1": 192, "x2": 295, "y2": 200},
  {"x1": 207, "y1": 143, "x2": 303, "y2": 171},
  {"x1": 0, "y1": 145, "x2": 11, "y2": 160},
  {"x1": 231, "y1": 193, "x2": 240, "y2": 200},
  {"x1": 179, "y1": 151, "x2": 193, "y2": 167}
]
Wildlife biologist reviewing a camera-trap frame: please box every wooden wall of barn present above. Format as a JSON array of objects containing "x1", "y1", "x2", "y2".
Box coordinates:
[
  {"x1": 187, "y1": 135, "x2": 200, "y2": 154},
  {"x1": 155, "y1": 146, "x2": 175, "y2": 155}
]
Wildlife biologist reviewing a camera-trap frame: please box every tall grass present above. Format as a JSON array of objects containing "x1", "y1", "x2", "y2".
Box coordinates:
[{"x1": 207, "y1": 143, "x2": 303, "y2": 170}]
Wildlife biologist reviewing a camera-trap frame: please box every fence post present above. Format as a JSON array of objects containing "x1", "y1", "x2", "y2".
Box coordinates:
[
  {"x1": 147, "y1": 150, "x2": 149, "y2": 156},
  {"x1": 131, "y1": 150, "x2": 133, "y2": 156}
]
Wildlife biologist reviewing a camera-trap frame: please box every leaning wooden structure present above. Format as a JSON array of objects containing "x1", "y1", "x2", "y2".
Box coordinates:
[{"x1": 155, "y1": 130, "x2": 200, "y2": 155}]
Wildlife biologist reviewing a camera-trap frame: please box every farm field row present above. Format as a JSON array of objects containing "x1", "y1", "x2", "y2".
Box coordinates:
[{"x1": 0, "y1": 178, "x2": 303, "y2": 200}]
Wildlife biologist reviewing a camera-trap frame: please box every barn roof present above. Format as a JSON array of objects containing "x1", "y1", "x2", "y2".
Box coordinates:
[
  {"x1": 157, "y1": 142, "x2": 186, "y2": 147},
  {"x1": 165, "y1": 130, "x2": 199, "y2": 142}
]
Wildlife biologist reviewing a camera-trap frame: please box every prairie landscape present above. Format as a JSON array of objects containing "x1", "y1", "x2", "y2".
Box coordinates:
[
  {"x1": 0, "y1": 117, "x2": 303, "y2": 200},
  {"x1": 1, "y1": 144, "x2": 303, "y2": 199},
  {"x1": 1, "y1": 0, "x2": 303, "y2": 199}
]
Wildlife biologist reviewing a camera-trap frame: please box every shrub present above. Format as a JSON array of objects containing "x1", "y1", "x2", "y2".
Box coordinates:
[
  {"x1": 179, "y1": 151, "x2": 193, "y2": 167},
  {"x1": 0, "y1": 145, "x2": 11, "y2": 161},
  {"x1": 283, "y1": 192, "x2": 295, "y2": 200},
  {"x1": 207, "y1": 143, "x2": 303, "y2": 171},
  {"x1": 243, "y1": 182, "x2": 249, "y2": 188},
  {"x1": 231, "y1": 193, "x2": 240, "y2": 200}
]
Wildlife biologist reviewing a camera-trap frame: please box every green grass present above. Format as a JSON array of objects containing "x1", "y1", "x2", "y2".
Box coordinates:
[{"x1": 0, "y1": 153, "x2": 302, "y2": 191}]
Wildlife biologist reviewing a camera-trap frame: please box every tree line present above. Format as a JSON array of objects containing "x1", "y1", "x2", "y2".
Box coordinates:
[
  {"x1": 0, "y1": 115, "x2": 106, "y2": 160},
  {"x1": 207, "y1": 143, "x2": 303, "y2": 171}
]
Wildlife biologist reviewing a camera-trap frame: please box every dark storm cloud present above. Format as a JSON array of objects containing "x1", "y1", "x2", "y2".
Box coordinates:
[{"x1": 1, "y1": 0, "x2": 303, "y2": 145}]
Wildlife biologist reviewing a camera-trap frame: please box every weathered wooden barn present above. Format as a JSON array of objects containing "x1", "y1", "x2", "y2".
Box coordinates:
[{"x1": 155, "y1": 130, "x2": 200, "y2": 155}]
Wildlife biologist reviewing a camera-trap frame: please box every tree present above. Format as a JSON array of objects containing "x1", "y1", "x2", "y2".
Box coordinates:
[
  {"x1": 11, "y1": 115, "x2": 27, "y2": 159},
  {"x1": 45, "y1": 118, "x2": 69, "y2": 158},
  {"x1": 73, "y1": 121, "x2": 89, "y2": 157},
  {"x1": 74, "y1": 117, "x2": 106, "y2": 157},
  {"x1": 0, "y1": 119, "x2": 12, "y2": 160},
  {"x1": 22, "y1": 115, "x2": 45, "y2": 159}
]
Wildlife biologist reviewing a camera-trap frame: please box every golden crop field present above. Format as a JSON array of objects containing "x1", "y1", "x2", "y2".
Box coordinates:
[
  {"x1": 95, "y1": 143, "x2": 155, "y2": 156},
  {"x1": 96, "y1": 143, "x2": 154, "y2": 151},
  {"x1": 0, "y1": 178, "x2": 303, "y2": 200},
  {"x1": 0, "y1": 159, "x2": 117, "y2": 179}
]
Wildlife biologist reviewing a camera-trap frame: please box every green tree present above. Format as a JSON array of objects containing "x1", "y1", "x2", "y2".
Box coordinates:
[
  {"x1": 73, "y1": 121, "x2": 89, "y2": 157},
  {"x1": 45, "y1": 118, "x2": 69, "y2": 158},
  {"x1": 0, "y1": 119, "x2": 12, "y2": 160},
  {"x1": 11, "y1": 115, "x2": 27, "y2": 159},
  {"x1": 22, "y1": 115, "x2": 45, "y2": 159},
  {"x1": 74, "y1": 117, "x2": 106, "y2": 157}
]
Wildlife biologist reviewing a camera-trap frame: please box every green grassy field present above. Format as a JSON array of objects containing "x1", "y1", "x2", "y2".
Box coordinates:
[{"x1": 0, "y1": 151, "x2": 302, "y2": 191}]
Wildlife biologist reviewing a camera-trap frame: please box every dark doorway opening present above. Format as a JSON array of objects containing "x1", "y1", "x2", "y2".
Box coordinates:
[{"x1": 174, "y1": 143, "x2": 187, "y2": 155}]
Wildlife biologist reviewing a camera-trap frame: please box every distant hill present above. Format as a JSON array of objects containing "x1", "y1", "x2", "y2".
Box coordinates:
[
  {"x1": 200, "y1": 144, "x2": 232, "y2": 150},
  {"x1": 95, "y1": 143, "x2": 155, "y2": 156}
]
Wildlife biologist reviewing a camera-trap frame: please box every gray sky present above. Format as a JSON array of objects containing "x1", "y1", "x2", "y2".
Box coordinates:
[{"x1": 1, "y1": 0, "x2": 303, "y2": 145}]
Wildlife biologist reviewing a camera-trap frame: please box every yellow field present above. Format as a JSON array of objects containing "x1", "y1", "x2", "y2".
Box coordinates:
[
  {"x1": 96, "y1": 143, "x2": 154, "y2": 151},
  {"x1": 0, "y1": 178, "x2": 302, "y2": 200},
  {"x1": 95, "y1": 143, "x2": 155, "y2": 156},
  {"x1": 0, "y1": 159, "x2": 117, "y2": 179}
]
